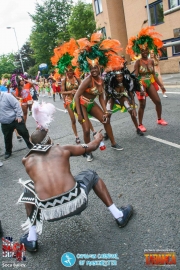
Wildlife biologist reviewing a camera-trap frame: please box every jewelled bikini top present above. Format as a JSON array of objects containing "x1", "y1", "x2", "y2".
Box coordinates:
[
  {"x1": 65, "y1": 76, "x2": 79, "y2": 91},
  {"x1": 139, "y1": 59, "x2": 153, "y2": 76},
  {"x1": 85, "y1": 78, "x2": 103, "y2": 96}
]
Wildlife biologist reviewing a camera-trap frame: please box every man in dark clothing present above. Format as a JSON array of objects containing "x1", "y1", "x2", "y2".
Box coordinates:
[{"x1": 0, "y1": 91, "x2": 33, "y2": 159}]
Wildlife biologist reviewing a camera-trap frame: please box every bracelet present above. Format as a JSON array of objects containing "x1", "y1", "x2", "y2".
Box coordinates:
[{"x1": 104, "y1": 111, "x2": 109, "y2": 114}]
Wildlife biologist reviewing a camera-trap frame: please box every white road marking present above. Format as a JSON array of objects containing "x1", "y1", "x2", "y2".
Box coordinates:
[
  {"x1": 56, "y1": 108, "x2": 66, "y2": 112},
  {"x1": 163, "y1": 92, "x2": 180, "y2": 94},
  {"x1": 55, "y1": 107, "x2": 100, "y2": 122},
  {"x1": 146, "y1": 135, "x2": 180, "y2": 149}
]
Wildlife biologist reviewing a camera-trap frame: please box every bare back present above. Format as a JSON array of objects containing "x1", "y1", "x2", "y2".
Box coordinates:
[{"x1": 22, "y1": 145, "x2": 76, "y2": 200}]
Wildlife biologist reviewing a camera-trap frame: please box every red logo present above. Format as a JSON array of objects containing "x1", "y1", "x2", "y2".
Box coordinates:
[
  {"x1": 144, "y1": 251, "x2": 176, "y2": 266},
  {"x1": 2, "y1": 237, "x2": 26, "y2": 261}
]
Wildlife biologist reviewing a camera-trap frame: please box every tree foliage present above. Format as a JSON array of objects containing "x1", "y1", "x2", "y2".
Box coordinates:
[
  {"x1": 67, "y1": 1, "x2": 96, "y2": 39},
  {"x1": 14, "y1": 41, "x2": 36, "y2": 73},
  {"x1": 0, "y1": 54, "x2": 16, "y2": 78},
  {"x1": 29, "y1": 0, "x2": 73, "y2": 67}
]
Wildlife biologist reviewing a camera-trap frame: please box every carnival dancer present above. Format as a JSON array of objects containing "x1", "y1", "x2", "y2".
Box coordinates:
[
  {"x1": 48, "y1": 70, "x2": 62, "y2": 101},
  {"x1": 44, "y1": 79, "x2": 51, "y2": 97},
  {"x1": 104, "y1": 68, "x2": 144, "y2": 136},
  {"x1": 73, "y1": 33, "x2": 124, "y2": 161},
  {"x1": 51, "y1": 39, "x2": 96, "y2": 144},
  {"x1": 149, "y1": 50, "x2": 167, "y2": 98},
  {"x1": 51, "y1": 39, "x2": 81, "y2": 142},
  {"x1": 38, "y1": 77, "x2": 45, "y2": 97},
  {"x1": 61, "y1": 68, "x2": 82, "y2": 143},
  {"x1": 11, "y1": 74, "x2": 35, "y2": 123},
  {"x1": 126, "y1": 26, "x2": 168, "y2": 132},
  {"x1": 18, "y1": 101, "x2": 133, "y2": 252}
]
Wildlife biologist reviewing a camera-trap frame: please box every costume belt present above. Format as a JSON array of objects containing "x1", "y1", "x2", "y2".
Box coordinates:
[{"x1": 17, "y1": 179, "x2": 87, "y2": 235}]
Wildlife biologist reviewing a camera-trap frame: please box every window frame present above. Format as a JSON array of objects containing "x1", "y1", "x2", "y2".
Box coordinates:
[
  {"x1": 94, "y1": 0, "x2": 103, "y2": 15},
  {"x1": 148, "y1": 0, "x2": 164, "y2": 26},
  {"x1": 100, "y1": 27, "x2": 106, "y2": 38},
  {"x1": 168, "y1": 0, "x2": 180, "y2": 9},
  {"x1": 163, "y1": 37, "x2": 180, "y2": 57}
]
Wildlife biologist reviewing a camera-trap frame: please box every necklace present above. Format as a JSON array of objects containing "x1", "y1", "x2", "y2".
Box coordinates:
[
  {"x1": 141, "y1": 59, "x2": 149, "y2": 65},
  {"x1": 92, "y1": 77, "x2": 103, "y2": 86},
  {"x1": 118, "y1": 83, "x2": 123, "y2": 87}
]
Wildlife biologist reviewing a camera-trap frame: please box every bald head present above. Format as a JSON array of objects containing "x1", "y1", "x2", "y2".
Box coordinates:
[{"x1": 30, "y1": 129, "x2": 50, "y2": 145}]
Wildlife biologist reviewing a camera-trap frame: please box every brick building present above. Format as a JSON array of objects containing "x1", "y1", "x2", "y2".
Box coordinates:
[{"x1": 92, "y1": 0, "x2": 180, "y2": 73}]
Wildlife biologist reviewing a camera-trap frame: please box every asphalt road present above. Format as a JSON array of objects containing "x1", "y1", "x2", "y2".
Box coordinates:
[{"x1": 0, "y1": 80, "x2": 180, "y2": 270}]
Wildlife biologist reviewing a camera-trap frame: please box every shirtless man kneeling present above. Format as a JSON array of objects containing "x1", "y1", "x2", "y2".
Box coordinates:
[{"x1": 18, "y1": 128, "x2": 133, "y2": 252}]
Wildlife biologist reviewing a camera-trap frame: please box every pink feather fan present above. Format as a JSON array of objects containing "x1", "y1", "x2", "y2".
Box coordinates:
[{"x1": 32, "y1": 101, "x2": 56, "y2": 129}]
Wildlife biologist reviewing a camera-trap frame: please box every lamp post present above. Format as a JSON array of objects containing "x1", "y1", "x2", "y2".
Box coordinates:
[
  {"x1": 7, "y1": 27, "x2": 25, "y2": 73},
  {"x1": 146, "y1": 0, "x2": 151, "y2": 26}
]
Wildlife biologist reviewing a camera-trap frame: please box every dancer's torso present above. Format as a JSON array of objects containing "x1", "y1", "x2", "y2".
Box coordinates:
[
  {"x1": 139, "y1": 59, "x2": 153, "y2": 76},
  {"x1": 83, "y1": 76, "x2": 103, "y2": 100},
  {"x1": 23, "y1": 145, "x2": 76, "y2": 200}
]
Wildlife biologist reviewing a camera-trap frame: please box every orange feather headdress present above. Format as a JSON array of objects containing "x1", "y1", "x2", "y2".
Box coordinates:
[
  {"x1": 73, "y1": 33, "x2": 124, "y2": 72},
  {"x1": 126, "y1": 26, "x2": 163, "y2": 58},
  {"x1": 51, "y1": 38, "x2": 79, "y2": 74}
]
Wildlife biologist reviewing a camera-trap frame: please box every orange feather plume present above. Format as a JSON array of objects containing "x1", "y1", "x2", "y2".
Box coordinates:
[
  {"x1": 74, "y1": 67, "x2": 81, "y2": 78},
  {"x1": 51, "y1": 38, "x2": 78, "y2": 66},
  {"x1": 153, "y1": 37, "x2": 163, "y2": 49},
  {"x1": 105, "y1": 55, "x2": 125, "y2": 72},
  {"x1": 51, "y1": 55, "x2": 59, "y2": 66},
  {"x1": 99, "y1": 39, "x2": 122, "y2": 53},
  {"x1": 138, "y1": 26, "x2": 162, "y2": 39},
  {"x1": 61, "y1": 38, "x2": 78, "y2": 56},
  {"x1": 90, "y1": 32, "x2": 102, "y2": 45},
  {"x1": 76, "y1": 38, "x2": 91, "y2": 51},
  {"x1": 53, "y1": 47, "x2": 63, "y2": 58}
]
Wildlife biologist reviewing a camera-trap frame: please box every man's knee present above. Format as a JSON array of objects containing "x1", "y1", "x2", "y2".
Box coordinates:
[{"x1": 75, "y1": 169, "x2": 100, "y2": 193}]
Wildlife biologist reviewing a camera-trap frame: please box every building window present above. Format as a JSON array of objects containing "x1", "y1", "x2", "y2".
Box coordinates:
[
  {"x1": 149, "y1": 0, "x2": 164, "y2": 25},
  {"x1": 172, "y1": 39, "x2": 180, "y2": 55},
  {"x1": 94, "y1": 0, "x2": 103, "y2": 15},
  {"x1": 159, "y1": 47, "x2": 168, "y2": 60},
  {"x1": 169, "y1": 0, "x2": 180, "y2": 9},
  {"x1": 100, "y1": 27, "x2": 106, "y2": 38},
  {"x1": 163, "y1": 38, "x2": 180, "y2": 57}
]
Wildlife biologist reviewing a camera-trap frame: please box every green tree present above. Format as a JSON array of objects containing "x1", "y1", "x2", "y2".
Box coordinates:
[
  {"x1": 29, "y1": 0, "x2": 73, "y2": 67},
  {"x1": 14, "y1": 41, "x2": 36, "y2": 72},
  {"x1": 0, "y1": 54, "x2": 16, "y2": 78},
  {"x1": 67, "y1": 1, "x2": 96, "y2": 39}
]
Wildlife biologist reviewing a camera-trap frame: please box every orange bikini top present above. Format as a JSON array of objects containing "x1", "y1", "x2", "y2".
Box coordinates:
[{"x1": 85, "y1": 78, "x2": 103, "y2": 96}]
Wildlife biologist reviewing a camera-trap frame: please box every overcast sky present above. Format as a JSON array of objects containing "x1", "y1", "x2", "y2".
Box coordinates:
[{"x1": 0, "y1": 0, "x2": 92, "y2": 55}]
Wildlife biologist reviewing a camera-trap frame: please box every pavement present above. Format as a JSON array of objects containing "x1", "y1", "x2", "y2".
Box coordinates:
[
  {"x1": 162, "y1": 73, "x2": 180, "y2": 86},
  {"x1": 0, "y1": 74, "x2": 180, "y2": 270}
]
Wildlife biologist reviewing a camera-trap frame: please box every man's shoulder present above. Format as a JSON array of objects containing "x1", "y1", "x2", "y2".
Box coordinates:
[{"x1": 0, "y1": 92, "x2": 9, "y2": 98}]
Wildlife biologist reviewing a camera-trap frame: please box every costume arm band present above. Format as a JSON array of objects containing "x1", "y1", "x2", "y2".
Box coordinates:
[{"x1": 81, "y1": 144, "x2": 88, "y2": 153}]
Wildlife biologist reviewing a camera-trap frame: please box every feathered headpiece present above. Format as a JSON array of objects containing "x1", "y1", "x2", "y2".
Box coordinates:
[
  {"x1": 32, "y1": 101, "x2": 56, "y2": 130},
  {"x1": 10, "y1": 72, "x2": 26, "y2": 89},
  {"x1": 126, "y1": 26, "x2": 163, "y2": 58},
  {"x1": 51, "y1": 38, "x2": 80, "y2": 76},
  {"x1": 72, "y1": 33, "x2": 124, "y2": 73},
  {"x1": 30, "y1": 101, "x2": 56, "y2": 145}
]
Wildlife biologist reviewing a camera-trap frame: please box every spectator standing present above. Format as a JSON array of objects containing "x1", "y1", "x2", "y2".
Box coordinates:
[{"x1": 0, "y1": 91, "x2": 32, "y2": 159}]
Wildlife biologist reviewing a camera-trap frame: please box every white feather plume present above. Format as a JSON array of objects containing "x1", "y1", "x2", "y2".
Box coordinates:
[{"x1": 32, "y1": 101, "x2": 56, "y2": 129}]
